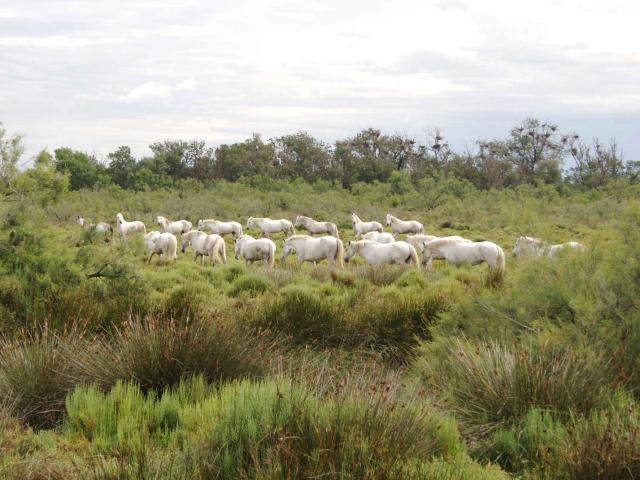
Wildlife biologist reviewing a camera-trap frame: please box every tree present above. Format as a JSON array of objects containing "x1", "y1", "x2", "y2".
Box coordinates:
[
  {"x1": 54, "y1": 148, "x2": 105, "y2": 190},
  {"x1": 149, "y1": 140, "x2": 189, "y2": 178},
  {"x1": 475, "y1": 141, "x2": 514, "y2": 189},
  {"x1": 183, "y1": 140, "x2": 215, "y2": 181},
  {"x1": 214, "y1": 134, "x2": 275, "y2": 182},
  {"x1": 270, "y1": 132, "x2": 335, "y2": 182},
  {"x1": 566, "y1": 136, "x2": 624, "y2": 188},
  {"x1": 334, "y1": 129, "x2": 403, "y2": 187},
  {"x1": 504, "y1": 118, "x2": 565, "y2": 184},
  {"x1": 0, "y1": 123, "x2": 25, "y2": 190},
  {"x1": 13, "y1": 150, "x2": 68, "y2": 206},
  {"x1": 107, "y1": 146, "x2": 136, "y2": 189}
]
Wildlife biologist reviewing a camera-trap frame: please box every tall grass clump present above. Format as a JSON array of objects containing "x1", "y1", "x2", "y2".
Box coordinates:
[
  {"x1": 226, "y1": 273, "x2": 272, "y2": 297},
  {"x1": 483, "y1": 393, "x2": 640, "y2": 478},
  {"x1": 0, "y1": 331, "x2": 83, "y2": 428},
  {"x1": 179, "y1": 377, "x2": 463, "y2": 479},
  {"x1": 249, "y1": 285, "x2": 444, "y2": 359},
  {"x1": 420, "y1": 339, "x2": 612, "y2": 434},
  {"x1": 69, "y1": 317, "x2": 275, "y2": 392}
]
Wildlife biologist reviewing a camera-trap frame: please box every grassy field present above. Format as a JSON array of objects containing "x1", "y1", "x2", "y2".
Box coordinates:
[{"x1": 2, "y1": 178, "x2": 640, "y2": 478}]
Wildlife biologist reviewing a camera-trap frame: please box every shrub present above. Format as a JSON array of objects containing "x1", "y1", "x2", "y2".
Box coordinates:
[
  {"x1": 68, "y1": 317, "x2": 274, "y2": 393},
  {"x1": 0, "y1": 332, "x2": 83, "y2": 428},
  {"x1": 227, "y1": 273, "x2": 272, "y2": 297},
  {"x1": 179, "y1": 378, "x2": 463, "y2": 479},
  {"x1": 482, "y1": 393, "x2": 640, "y2": 478},
  {"x1": 423, "y1": 339, "x2": 612, "y2": 433},
  {"x1": 249, "y1": 286, "x2": 443, "y2": 361}
]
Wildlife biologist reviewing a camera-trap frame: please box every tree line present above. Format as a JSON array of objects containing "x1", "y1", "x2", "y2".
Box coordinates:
[{"x1": 1, "y1": 118, "x2": 637, "y2": 197}]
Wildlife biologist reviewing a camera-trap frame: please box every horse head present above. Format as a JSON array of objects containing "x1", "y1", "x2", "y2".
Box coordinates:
[{"x1": 344, "y1": 240, "x2": 356, "y2": 263}]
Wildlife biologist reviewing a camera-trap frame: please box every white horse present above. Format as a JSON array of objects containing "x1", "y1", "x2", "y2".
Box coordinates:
[
  {"x1": 344, "y1": 240, "x2": 419, "y2": 267},
  {"x1": 294, "y1": 215, "x2": 339, "y2": 238},
  {"x1": 386, "y1": 214, "x2": 424, "y2": 236},
  {"x1": 406, "y1": 234, "x2": 469, "y2": 253},
  {"x1": 144, "y1": 231, "x2": 177, "y2": 264},
  {"x1": 422, "y1": 237, "x2": 505, "y2": 271},
  {"x1": 282, "y1": 235, "x2": 344, "y2": 267},
  {"x1": 116, "y1": 213, "x2": 146, "y2": 238},
  {"x1": 156, "y1": 215, "x2": 192, "y2": 235},
  {"x1": 362, "y1": 231, "x2": 396, "y2": 244},
  {"x1": 233, "y1": 234, "x2": 277, "y2": 268},
  {"x1": 181, "y1": 230, "x2": 227, "y2": 266},
  {"x1": 197, "y1": 218, "x2": 243, "y2": 237},
  {"x1": 351, "y1": 213, "x2": 383, "y2": 238},
  {"x1": 246, "y1": 217, "x2": 294, "y2": 238},
  {"x1": 77, "y1": 215, "x2": 113, "y2": 239},
  {"x1": 513, "y1": 236, "x2": 586, "y2": 258}
]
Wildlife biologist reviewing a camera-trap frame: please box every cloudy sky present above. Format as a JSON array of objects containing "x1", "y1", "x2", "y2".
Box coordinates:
[{"x1": 1, "y1": 0, "x2": 639, "y2": 163}]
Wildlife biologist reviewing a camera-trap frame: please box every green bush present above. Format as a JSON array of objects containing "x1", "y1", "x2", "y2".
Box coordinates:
[
  {"x1": 0, "y1": 332, "x2": 83, "y2": 428},
  {"x1": 179, "y1": 378, "x2": 463, "y2": 479},
  {"x1": 421, "y1": 339, "x2": 612, "y2": 433},
  {"x1": 482, "y1": 393, "x2": 640, "y2": 478},
  {"x1": 250, "y1": 286, "x2": 443, "y2": 359},
  {"x1": 227, "y1": 273, "x2": 272, "y2": 297},
  {"x1": 69, "y1": 317, "x2": 274, "y2": 392}
]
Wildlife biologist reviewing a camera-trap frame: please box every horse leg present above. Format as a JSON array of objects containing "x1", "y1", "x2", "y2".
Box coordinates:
[{"x1": 147, "y1": 252, "x2": 155, "y2": 264}]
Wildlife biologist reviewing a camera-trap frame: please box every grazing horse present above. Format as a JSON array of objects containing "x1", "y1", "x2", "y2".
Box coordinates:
[
  {"x1": 294, "y1": 215, "x2": 339, "y2": 238},
  {"x1": 281, "y1": 235, "x2": 344, "y2": 268},
  {"x1": 406, "y1": 234, "x2": 469, "y2": 253},
  {"x1": 144, "y1": 231, "x2": 177, "y2": 263},
  {"x1": 513, "y1": 236, "x2": 586, "y2": 258},
  {"x1": 422, "y1": 237, "x2": 505, "y2": 271},
  {"x1": 246, "y1": 217, "x2": 294, "y2": 238},
  {"x1": 351, "y1": 213, "x2": 383, "y2": 239},
  {"x1": 344, "y1": 240, "x2": 419, "y2": 268},
  {"x1": 181, "y1": 230, "x2": 226, "y2": 266},
  {"x1": 197, "y1": 218, "x2": 243, "y2": 237},
  {"x1": 386, "y1": 214, "x2": 424, "y2": 236},
  {"x1": 233, "y1": 234, "x2": 277, "y2": 268},
  {"x1": 77, "y1": 215, "x2": 113, "y2": 239},
  {"x1": 116, "y1": 213, "x2": 146, "y2": 238},
  {"x1": 156, "y1": 215, "x2": 192, "y2": 235},
  {"x1": 362, "y1": 231, "x2": 396, "y2": 244}
]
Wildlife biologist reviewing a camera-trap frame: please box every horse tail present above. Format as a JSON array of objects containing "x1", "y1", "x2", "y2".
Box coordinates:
[
  {"x1": 406, "y1": 245, "x2": 420, "y2": 268},
  {"x1": 267, "y1": 243, "x2": 275, "y2": 269},
  {"x1": 334, "y1": 239, "x2": 344, "y2": 268},
  {"x1": 495, "y1": 245, "x2": 506, "y2": 271},
  {"x1": 219, "y1": 239, "x2": 227, "y2": 264},
  {"x1": 332, "y1": 223, "x2": 339, "y2": 238},
  {"x1": 167, "y1": 235, "x2": 178, "y2": 261}
]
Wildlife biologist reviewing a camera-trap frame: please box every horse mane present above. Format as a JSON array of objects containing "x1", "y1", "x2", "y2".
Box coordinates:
[
  {"x1": 518, "y1": 236, "x2": 543, "y2": 244},
  {"x1": 424, "y1": 237, "x2": 467, "y2": 249},
  {"x1": 284, "y1": 234, "x2": 311, "y2": 242}
]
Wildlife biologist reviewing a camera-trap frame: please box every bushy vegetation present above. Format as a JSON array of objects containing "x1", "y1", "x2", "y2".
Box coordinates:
[{"x1": 3, "y1": 118, "x2": 640, "y2": 477}]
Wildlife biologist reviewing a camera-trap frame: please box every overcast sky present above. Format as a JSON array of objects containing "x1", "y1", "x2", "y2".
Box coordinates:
[{"x1": 1, "y1": 0, "x2": 639, "y2": 164}]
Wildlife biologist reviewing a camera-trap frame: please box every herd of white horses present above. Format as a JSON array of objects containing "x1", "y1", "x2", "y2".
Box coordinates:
[{"x1": 76, "y1": 212, "x2": 586, "y2": 272}]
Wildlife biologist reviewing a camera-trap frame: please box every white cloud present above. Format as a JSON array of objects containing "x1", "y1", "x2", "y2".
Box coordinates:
[{"x1": 117, "y1": 80, "x2": 196, "y2": 103}]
